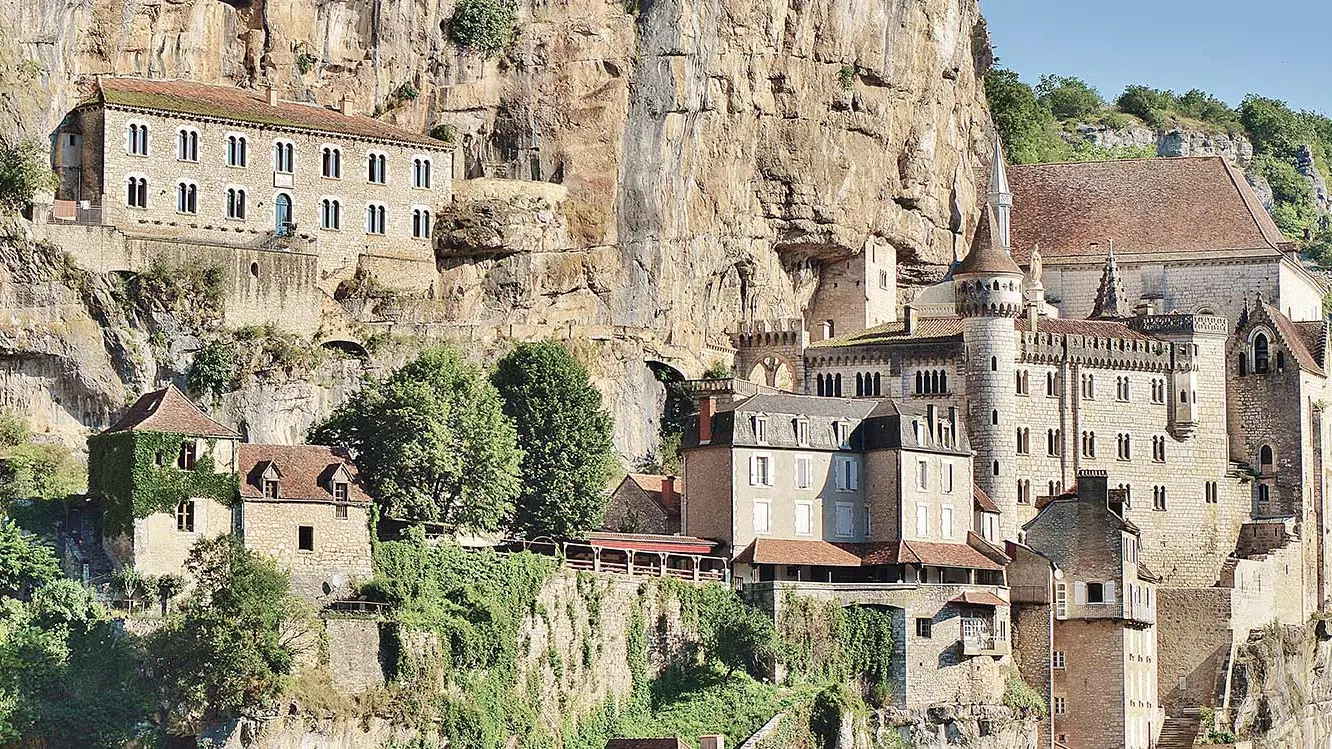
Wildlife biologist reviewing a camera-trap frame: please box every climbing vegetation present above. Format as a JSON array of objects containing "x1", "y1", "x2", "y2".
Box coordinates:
[
  {"x1": 88, "y1": 432, "x2": 236, "y2": 536},
  {"x1": 449, "y1": 0, "x2": 518, "y2": 55}
]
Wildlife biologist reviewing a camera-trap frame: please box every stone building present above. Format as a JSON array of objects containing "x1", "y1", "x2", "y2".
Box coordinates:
[
  {"x1": 44, "y1": 77, "x2": 455, "y2": 330},
  {"x1": 680, "y1": 391, "x2": 1015, "y2": 708},
  {"x1": 1015, "y1": 471, "x2": 1163, "y2": 749},
  {"x1": 87, "y1": 384, "x2": 372, "y2": 603},
  {"x1": 719, "y1": 145, "x2": 1332, "y2": 745},
  {"x1": 601, "y1": 473, "x2": 683, "y2": 535}
]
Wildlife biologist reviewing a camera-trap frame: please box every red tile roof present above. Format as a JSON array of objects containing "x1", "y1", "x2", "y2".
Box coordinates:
[
  {"x1": 951, "y1": 590, "x2": 1008, "y2": 607},
  {"x1": 103, "y1": 384, "x2": 239, "y2": 438},
  {"x1": 860, "y1": 538, "x2": 1006, "y2": 570},
  {"x1": 625, "y1": 473, "x2": 684, "y2": 510},
  {"x1": 1008, "y1": 157, "x2": 1285, "y2": 261},
  {"x1": 238, "y1": 444, "x2": 371, "y2": 503},
  {"x1": 973, "y1": 486, "x2": 999, "y2": 513},
  {"x1": 734, "y1": 538, "x2": 863, "y2": 567},
  {"x1": 95, "y1": 77, "x2": 448, "y2": 148}
]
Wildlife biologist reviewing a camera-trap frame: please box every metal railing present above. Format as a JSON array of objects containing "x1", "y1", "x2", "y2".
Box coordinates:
[{"x1": 48, "y1": 200, "x2": 104, "y2": 226}]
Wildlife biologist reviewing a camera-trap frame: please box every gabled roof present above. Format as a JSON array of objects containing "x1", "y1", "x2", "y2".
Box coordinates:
[
  {"x1": 237, "y1": 444, "x2": 371, "y2": 503},
  {"x1": 621, "y1": 474, "x2": 683, "y2": 511},
  {"x1": 91, "y1": 77, "x2": 448, "y2": 149},
  {"x1": 1008, "y1": 157, "x2": 1286, "y2": 261},
  {"x1": 102, "y1": 384, "x2": 239, "y2": 439},
  {"x1": 734, "y1": 538, "x2": 863, "y2": 567},
  {"x1": 860, "y1": 537, "x2": 1008, "y2": 570},
  {"x1": 1245, "y1": 301, "x2": 1327, "y2": 376},
  {"x1": 973, "y1": 486, "x2": 999, "y2": 513}
]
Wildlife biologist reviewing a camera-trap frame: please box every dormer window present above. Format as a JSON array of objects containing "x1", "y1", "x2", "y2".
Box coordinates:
[
  {"x1": 795, "y1": 419, "x2": 809, "y2": 446},
  {"x1": 177, "y1": 441, "x2": 196, "y2": 470},
  {"x1": 753, "y1": 416, "x2": 768, "y2": 444},
  {"x1": 263, "y1": 479, "x2": 280, "y2": 499},
  {"x1": 333, "y1": 482, "x2": 348, "y2": 502}
]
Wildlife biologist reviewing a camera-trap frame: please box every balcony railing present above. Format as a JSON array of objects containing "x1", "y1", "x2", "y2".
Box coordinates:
[
  {"x1": 962, "y1": 635, "x2": 1011, "y2": 656},
  {"x1": 1126, "y1": 601, "x2": 1155, "y2": 626}
]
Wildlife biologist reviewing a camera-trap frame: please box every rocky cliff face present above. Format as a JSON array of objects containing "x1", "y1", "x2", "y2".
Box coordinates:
[
  {"x1": 2, "y1": 0, "x2": 994, "y2": 455},
  {"x1": 1067, "y1": 123, "x2": 1254, "y2": 164},
  {"x1": 1228, "y1": 620, "x2": 1332, "y2": 748}
]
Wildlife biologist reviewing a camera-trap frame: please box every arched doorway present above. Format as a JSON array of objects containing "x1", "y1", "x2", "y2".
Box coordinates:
[{"x1": 274, "y1": 193, "x2": 293, "y2": 233}]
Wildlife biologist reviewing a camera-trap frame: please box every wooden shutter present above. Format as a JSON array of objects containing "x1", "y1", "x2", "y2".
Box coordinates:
[
  {"x1": 1074, "y1": 581, "x2": 1088, "y2": 605},
  {"x1": 1105, "y1": 582, "x2": 1117, "y2": 605}
]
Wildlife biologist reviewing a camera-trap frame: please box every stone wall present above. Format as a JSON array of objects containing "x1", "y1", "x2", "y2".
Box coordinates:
[
  {"x1": 325, "y1": 617, "x2": 386, "y2": 694},
  {"x1": 240, "y1": 499, "x2": 372, "y2": 603},
  {"x1": 130, "y1": 496, "x2": 235, "y2": 577}
]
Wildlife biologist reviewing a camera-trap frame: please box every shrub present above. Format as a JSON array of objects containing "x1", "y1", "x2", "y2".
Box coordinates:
[
  {"x1": 0, "y1": 139, "x2": 57, "y2": 211},
  {"x1": 429, "y1": 123, "x2": 456, "y2": 143},
  {"x1": 449, "y1": 0, "x2": 518, "y2": 55},
  {"x1": 296, "y1": 51, "x2": 318, "y2": 75},
  {"x1": 703, "y1": 360, "x2": 733, "y2": 379},
  {"x1": 188, "y1": 338, "x2": 239, "y2": 398},
  {"x1": 1097, "y1": 111, "x2": 1133, "y2": 130},
  {"x1": 1035, "y1": 74, "x2": 1103, "y2": 121},
  {"x1": 1002, "y1": 673, "x2": 1047, "y2": 718},
  {"x1": 837, "y1": 65, "x2": 855, "y2": 91},
  {"x1": 0, "y1": 410, "x2": 29, "y2": 448},
  {"x1": 395, "y1": 82, "x2": 420, "y2": 102}
]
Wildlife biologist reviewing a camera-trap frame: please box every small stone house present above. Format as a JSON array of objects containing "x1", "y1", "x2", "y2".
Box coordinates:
[
  {"x1": 237, "y1": 444, "x2": 373, "y2": 601},
  {"x1": 88, "y1": 384, "x2": 372, "y2": 603},
  {"x1": 601, "y1": 473, "x2": 682, "y2": 534}
]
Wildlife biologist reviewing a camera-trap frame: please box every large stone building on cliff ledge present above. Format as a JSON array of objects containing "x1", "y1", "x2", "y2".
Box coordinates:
[{"x1": 715, "y1": 146, "x2": 1332, "y2": 748}]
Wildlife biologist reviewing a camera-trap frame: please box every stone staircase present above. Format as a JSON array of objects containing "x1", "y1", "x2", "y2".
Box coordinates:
[{"x1": 1157, "y1": 709, "x2": 1202, "y2": 749}]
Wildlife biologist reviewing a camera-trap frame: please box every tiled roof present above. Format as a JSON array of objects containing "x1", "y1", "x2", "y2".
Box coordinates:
[
  {"x1": 973, "y1": 486, "x2": 999, "y2": 513},
  {"x1": 624, "y1": 473, "x2": 683, "y2": 510},
  {"x1": 719, "y1": 393, "x2": 881, "y2": 420},
  {"x1": 102, "y1": 384, "x2": 239, "y2": 438},
  {"x1": 1008, "y1": 157, "x2": 1285, "y2": 261},
  {"x1": 1263, "y1": 304, "x2": 1327, "y2": 375},
  {"x1": 94, "y1": 77, "x2": 448, "y2": 148},
  {"x1": 951, "y1": 590, "x2": 1008, "y2": 607},
  {"x1": 809, "y1": 317, "x2": 964, "y2": 348},
  {"x1": 734, "y1": 538, "x2": 863, "y2": 567},
  {"x1": 955, "y1": 206, "x2": 1023, "y2": 276},
  {"x1": 237, "y1": 444, "x2": 371, "y2": 503},
  {"x1": 860, "y1": 538, "x2": 1007, "y2": 570}
]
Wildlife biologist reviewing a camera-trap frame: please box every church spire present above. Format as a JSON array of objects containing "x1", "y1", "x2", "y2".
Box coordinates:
[
  {"x1": 988, "y1": 139, "x2": 1013, "y2": 251},
  {"x1": 1089, "y1": 240, "x2": 1129, "y2": 319}
]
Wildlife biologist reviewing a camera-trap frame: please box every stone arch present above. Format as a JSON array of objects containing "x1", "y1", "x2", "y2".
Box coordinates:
[{"x1": 321, "y1": 339, "x2": 370, "y2": 360}]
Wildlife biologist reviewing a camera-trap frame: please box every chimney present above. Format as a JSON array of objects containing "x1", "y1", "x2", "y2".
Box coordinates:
[
  {"x1": 661, "y1": 475, "x2": 677, "y2": 509},
  {"x1": 948, "y1": 406, "x2": 958, "y2": 447},
  {"x1": 904, "y1": 303, "x2": 917, "y2": 335},
  {"x1": 699, "y1": 736, "x2": 724, "y2": 749},
  {"x1": 1076, "y1": 469, "x2": 1109, "y2": 506},
  {"x1": 266, "y1": 85, "x2": 279, "y2": 106},
  {"x1": 698, "y1": 397, "x2": 714, "y2": 444},
  {"x1": 339, "y1": 96, "x2": 353, "y2": 115}
]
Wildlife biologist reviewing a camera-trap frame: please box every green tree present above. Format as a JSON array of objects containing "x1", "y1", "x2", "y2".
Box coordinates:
[
  {"x1": 1177, "y1": 88, "x2": 1240, "y2": 130},
  {"x1": 0, "y1": 411, "x2": 29, "y2": 449},
  {"x1": 1239, "y1": 94, "x2": 1316, "y2": 159},
  {"x1": 449, "y1": 0, "x2": 518, "y2": 55},
  {"x1": 146, "y1": 536, "x2": 317, "y2": 728},
  {"x1": 310, "y1": 346, "x2": 521, "y2": 530},
  {"x1": 985, "y1": 69, "x2": 1067, "y2": 164},
  {"x1": 492, "y1": 340, "x2": 616, "y2": 538},
  {"x1": 1034, "y1": 75, "x2": 1103, "y2": 121},
  {"x1": 0, "y1": 442, "x2": 86, "y2": 505},
  {"x1": 0, "y1": 139, "x2": 56, "y2": 211},
  {"x1": 0, "y1": 520, "x2": 60, "y2": 598}
]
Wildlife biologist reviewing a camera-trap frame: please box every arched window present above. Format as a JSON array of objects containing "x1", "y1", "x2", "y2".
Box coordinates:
[
  {"x1": 273, "y1": 140, "x2": 294, "y2": 173},
  {"x1": 990, "y1": 356, "x2": 998, "y2": 372},
  {"x1": 412, "y1": 157, "x2": 432, "y2": 188},
  {"x1": 226, "y1": 134, "x2": 248, "y2": 167},
  {"x1": 914, "y1": 371, "x2": 923, "y2": 395},
  {"x1": 990, "y1": 409, "x2": 999, "y2": 425},
  {"x1": 322, "y1": 147, "x2": 342, "y2": 179},
  {"x1": 817, "y1": 374, "x2": 826, "y2": 397},
  {"x1": 992, "y1": 460, "x2": 1000, "y2": 476},
  {"x1": 320, "y1": 198, "x2": 342, "y2": 230},
  {"x1": 412, "y1": 208, "x2": 432, "y2": 239},
  {"x1": 873, "y1": 372, "x2": 881, "y2": 396},
  {"x1": 226, "y1": 188, "x2": 247, "y2": 220},
  {"x1": 365, "y1": 202, "x2": 387, "y2": 234},
  {"x1": 175, "y1": 181, "x2": 197, "y2": 214},
  {"x1": 1259, "y1": 445, "x2": 1274, "y2": 472},
  {"x1": 939, "y1": 371, "x2": 947, "y2": 393},
  {"x1": 833, "y1": 374, "x2": 842, "y2": 396},
  {"x1": 855, "y1": 373, "x2": 864, "y2": 397},
  {"x1": 930, "y1": 370, "x2": 940, "y2": 394},
  {"x1": 1254, "y1": 333, "x2": 1270, "y2": 374},
  {"x1": 274, "y1": 193, "x2": 293, "y2": 232},
  {"x1": 125, "y1": 175, "x2": 148, "y2": 208},
  {"x1": 1046, "y1": 371, "x2": 1055, "y2": 396},
  {"x1": 367, "y1": 152, "x2": 388, "y2": 183},
  {"x1": 127, "y1": 122, "x2": 149, "y2": 155},
  {"x1": 177, "y1": 128, "x2": 198, "y2": 161}
]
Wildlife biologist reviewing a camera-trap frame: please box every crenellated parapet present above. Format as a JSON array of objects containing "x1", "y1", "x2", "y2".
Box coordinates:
[
  {"x1": 1129, "y1": 314, "x2": 1230, "y2": 338},
  {"x1": 733, "y1": 318, "x2": 808, "y2": 349}
]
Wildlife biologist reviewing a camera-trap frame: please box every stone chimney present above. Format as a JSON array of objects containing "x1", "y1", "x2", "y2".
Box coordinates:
[
  {"x1": 339, "y1": 96, "x2": 353, "y2": 115},
  {"x1": 1076, "y1": 469, "x2": 1108, "y2": 506},
  {"x1": 698, "y1": 397, "x2": 714, "y2": 444},
  {"x1": 699, "y1": 736, "x2": 724, "y2": 749},
  {"x1": 661, "y1": 475, "x2": 677, "y2": 509},
  {"x1": 266, "y1": 85, "x2": 279, "y2": 106},
  {"x1": 904, "y1": 303, "x2": 917, "y2": 335}
]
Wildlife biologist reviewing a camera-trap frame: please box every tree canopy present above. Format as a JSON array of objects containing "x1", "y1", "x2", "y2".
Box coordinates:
[
  {"x1": 1035, "y1": 75, "x2": 1103, "y2": 121},
  {"x1": 0, "y1": 139, "x2": 56, "y2": 212},
  {"x1": 491, "y1": 340, "x2": 617, "y2": 539},
  {"x1": 311, "y1": 346, "x2": 522, "y2": 530}
]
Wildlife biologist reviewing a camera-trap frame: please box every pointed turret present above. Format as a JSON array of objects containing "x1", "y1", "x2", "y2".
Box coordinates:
[
  {"x1": 1089, "y1": 240, "x2": 1130, "y2": 319},
  {"x1": 988, "y1": 140, "x2": 1013, "y2": 250}
]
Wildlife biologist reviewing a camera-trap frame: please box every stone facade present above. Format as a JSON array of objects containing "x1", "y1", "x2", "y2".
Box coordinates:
[{"x1": 241, "y1": 500, "x2": 372, "y2": 601}]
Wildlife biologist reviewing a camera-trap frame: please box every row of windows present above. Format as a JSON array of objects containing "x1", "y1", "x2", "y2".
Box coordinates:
[
  {"x1": 751, "y1": 416, "x2": 845, "y2": 448},
  {"x1": 1015, "y1": 370, "x2": 1169, "y2": 404},
  {"x1": 124, "y1": 122, "x2": 438, "y2": 187},
  {"x1": 753, "y1": 498, "x2": 862, "y2": 537},
  {"x1": 749, "y1": 454, "x2": 859, "y2": 491}
]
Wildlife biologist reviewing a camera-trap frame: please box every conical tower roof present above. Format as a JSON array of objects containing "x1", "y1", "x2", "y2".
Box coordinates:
[
  {"x1": 1089, "y1": 242, "x2": 1130, "y2": 319},
  {"x1": 955, "y1": 205, "x2": 1023, "y2": 277}
]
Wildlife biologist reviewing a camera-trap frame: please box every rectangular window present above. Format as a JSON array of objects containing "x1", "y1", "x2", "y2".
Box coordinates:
[
  {"x1": 750, "y1": 455, "x2": 772, "y2": 486},
  {"x1": 835, "y1": 457, "x2": 859, "y2": 491},
  {"x1": 915, "y1": 618, "x2": 932, "y2": 638},
  {"x1": 915, "y1": 503, "x2": 929, "y2": 539},
  {"x1": 754, "y1": 416, "x2": 768, "y2": 444},
  {"x1": 878, "y1": 269, "x2": 889, "y2": 290},
  {"x1": 1053, "y1": 696, "x2": 1067, "y2": 715},
  {"x1": 917, "y1": 460, "x2": 928, "y2": 489},
  {"x1": 943, "y1": 462, "x2": 954, "y2": 493},
  {"x1": 836, "y1": 422, "x2": 850, "y2": 448},
  {"x1": 796, "y1": 420, "x2": 810, "y2": 446},
  {"x1": 753, "y1": 501, "x2": 771, "y2": 534},
  {"x1": 264, "y1": 480, "x2": 280, "y2": 499},
  {"x1": 795, "y1": 502, "x2": 812, "y2": 535},
  {"x1": 335, "y1": 503, "x2": 349, "y2": 520},
  {"x1": 794, "y1": 455, "x2": 812, "y2": 489},
  {"x1": 1087, "y1": 582, "x2": 1105, "y2": 604},
  {"x1": 1052, "y1": 650, "x2": 1066, "y2": 669},
  {"x1": 298, "y1": 525, "x2": 314, "y2": 551},
  {"x1": 176, "y1": 500, "x2": 195, "y2": 532},
  {"x1": 177, "y1": 441, "x2": 197, "y2": 470},
  {"x1": 940, "y1": 506, "x2": 954, "y2": 540},
  {"x1": 834, "y1": 502, "x2": 854, "y2": 537},
  {"x1": 1054, "y1": 582, "x2": 1068, "y2": 619}
]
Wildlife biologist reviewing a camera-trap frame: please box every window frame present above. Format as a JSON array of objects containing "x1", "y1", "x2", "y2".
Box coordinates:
[
  {"x1": 752, "y1": 499, "x2": 771, "y2": 534},
  {"x1": 176, "y1": 127, "x2": 199, "y2": 162},
  {"x1": 273, "y1": 138, "x2": 296, "y2": 174},
  {"x1": 321, "y1": 145, "x2": 343, "y2": 179},
  {"x1": 176, "y1": 500, "x2": 196, "y2": 533},
  {"x1": 225, "y1": 132, "x2": 249, "y2": 168},
  {"x1": 794, "y1": 500, "x2": 813, "y2": 536},
  {"x1": 225, "y1": 185, "x2": 248, "y2": 220},
  {"x1": 297, "y1": 525, "x2": 315, "y2": 552}
]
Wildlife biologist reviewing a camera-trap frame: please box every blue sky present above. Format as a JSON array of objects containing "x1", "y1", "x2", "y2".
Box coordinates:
[{"x1": 981, "y1": 0, "x2": 1332, "y2": 114}]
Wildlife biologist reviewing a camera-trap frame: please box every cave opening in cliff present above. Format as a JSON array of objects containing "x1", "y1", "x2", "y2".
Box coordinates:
[{"x1": 643, "y1": 360, "x2": 688, "y2": 474}]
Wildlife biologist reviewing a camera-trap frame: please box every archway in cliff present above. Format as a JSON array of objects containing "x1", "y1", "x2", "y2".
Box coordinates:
[
  {"x1": 644, "y1": 360, "x2": 689, "y2": 474},
  {"x1": 320, "y1": 339, "x2": 370, "y2": 361},
  {"x1": 747, "y1": 355, "x2": 796, "y2": 391}
]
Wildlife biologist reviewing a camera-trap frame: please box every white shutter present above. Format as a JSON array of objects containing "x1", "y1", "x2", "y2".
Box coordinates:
[
  {"x1": 834, "y1": 458, "x2": 846, "y2": 491},
  {"x1": 916, "y1": 504, "x2": 929, "y2": 538},
  {"x1": 1105, "y1": 582, "x2": 1117, "y2": 604},
  {"x1": 1074, "y1": 581, "x2": 1088, "y2": 605},
  {"x1": 848, "y1": 458, "x2": 859, "y2": 490},
  {"x1": 941, "y1": 507, "x2": 954, "y2": 540},
  {"x1": 749, "y1": 456, "x2": 757, "y2": 486}
]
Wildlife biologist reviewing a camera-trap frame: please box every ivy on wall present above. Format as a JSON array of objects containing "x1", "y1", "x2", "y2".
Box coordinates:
[{"x1": 88, "y1": 431, "x2": 237, "y2": 536}]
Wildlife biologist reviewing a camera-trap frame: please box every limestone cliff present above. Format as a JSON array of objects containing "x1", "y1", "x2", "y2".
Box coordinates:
[
  {"x1": 2, "y1": 0, "x2": 995, "y2": 457},
  {"x1": 1226, "y1": 620, "x2": 1332, "y2": 748}
]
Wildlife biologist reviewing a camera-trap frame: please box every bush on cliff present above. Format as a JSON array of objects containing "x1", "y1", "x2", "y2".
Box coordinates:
[
  {"x1": 449, "y1": 0, "x2": 518, "y2": 55},
  {"x1": 0, "y1": 139, "x2": 56, "y2": 212},
  {"x1": 492, "y1": 340, "x2": 617, "y2": 539}
]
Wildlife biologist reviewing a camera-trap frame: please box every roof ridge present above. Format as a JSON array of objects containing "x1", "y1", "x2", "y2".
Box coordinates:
[{"x1": 1219, "y1": 158, "x2": 1286, "y2": 249}]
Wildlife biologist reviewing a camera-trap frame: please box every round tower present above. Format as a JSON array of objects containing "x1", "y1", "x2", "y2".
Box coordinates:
[{"x1": 957, "y1": 142, "x2": 1026, "y2": 540}]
